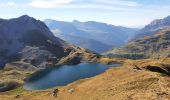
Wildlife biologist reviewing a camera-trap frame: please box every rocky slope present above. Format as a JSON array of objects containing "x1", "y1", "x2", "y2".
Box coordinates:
[
  {"x1": 104, "y1": 29, "x2": 170, "y2": 59},
  {"x1": 0, "y1": 15, "x2": 99, "y2": 70},
  {"x1": 134, "y1": 15, "x2": 170, "y2": 39},
  {"x1": 44, "y1": 19, "x2": 138, "y2": 53}
]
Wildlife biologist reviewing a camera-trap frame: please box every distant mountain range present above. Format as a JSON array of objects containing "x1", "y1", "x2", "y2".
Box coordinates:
[
  {"x1": 0, "y1": 15, "x2": 97, "y2": 70},
  {"x1": 44, "y1": 19, "x2": 138, "y2": 53},
  {"x1": 105, "y1": 16, "x2": 170, "y2": 59}
]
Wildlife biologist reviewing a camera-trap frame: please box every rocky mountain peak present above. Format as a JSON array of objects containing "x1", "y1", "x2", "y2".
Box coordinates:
[
  {"x1": 18, "y1": 15, "x2": 32, "y2": 20},
  {"x1": 72, "y1": 20, "x2": 80, "y2": 23},
  {"x1": 0, "y1": 15, "x2": 69, "y2": 68},
  {"x1": 143, "y1": 16, "x2": 170, "y2": 31},
  {"x1": 133, "y1": 15, "x2": 170, "y2": 39}
]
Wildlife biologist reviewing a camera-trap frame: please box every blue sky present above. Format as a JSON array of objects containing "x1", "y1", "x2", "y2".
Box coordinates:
[{"x1": 0, "y1": 0, "x2": 170, "y2": 27}]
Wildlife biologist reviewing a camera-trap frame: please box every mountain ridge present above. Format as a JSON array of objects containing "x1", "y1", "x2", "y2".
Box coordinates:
[
  {"x1": 134, "y1": 16, "x2": 170, "y2": 39},
  {"x1": 44, "y1": 19, "x2": 138, "y2": 53},
  {"x1": 0, "y1": 15, "x2": 99, "y2": 69}
]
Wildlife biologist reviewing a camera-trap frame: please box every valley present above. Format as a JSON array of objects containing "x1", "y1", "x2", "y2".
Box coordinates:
[
  {"x1": 44, "y1": 19, "x2": 138, "y2": 53},
  {"x1": 105, "y1": 16, "x2": 170, "y2": 59}
]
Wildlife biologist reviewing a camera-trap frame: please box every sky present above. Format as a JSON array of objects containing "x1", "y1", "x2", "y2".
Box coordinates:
[{"x1": 0, "y1": 0, "x2": 170, "y2": 28}]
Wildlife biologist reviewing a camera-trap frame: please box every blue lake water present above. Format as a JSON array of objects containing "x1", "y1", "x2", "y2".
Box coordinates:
[{"x1": 24, "y1": 63, "x2": 120, "y2": 90}]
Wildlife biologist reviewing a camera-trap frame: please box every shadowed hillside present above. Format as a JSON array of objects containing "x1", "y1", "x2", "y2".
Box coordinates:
[{"x1": 0, "y1": 15, "x2": 101, "y2": 70}]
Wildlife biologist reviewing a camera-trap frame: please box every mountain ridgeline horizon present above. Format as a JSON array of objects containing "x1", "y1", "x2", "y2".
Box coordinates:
[
  {"x1": 0, "y1": 14, "x2": 170, "y2": 64},
  {"x1": 0, "y1": 14, "x2": 170, "y2": 66}
]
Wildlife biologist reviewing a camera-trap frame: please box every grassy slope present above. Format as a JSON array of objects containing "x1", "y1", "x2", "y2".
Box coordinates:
[
  {"x1": 0, "y1": 58, "x2": 170, "y2": 100},
  {"x1": 105, "y1": 29, "x2": 170, "y2": 59}
]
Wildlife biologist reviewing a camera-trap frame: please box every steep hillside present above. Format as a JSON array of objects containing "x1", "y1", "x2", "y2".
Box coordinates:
[
  {"x1": 104, "y1": 29, "x2": 170, "y2": 59},
  {"x1": 0, "y1": 15, "x2": 99, "y2": 70},
  {"x1": 44, "y1": 19, "x2": 138, "y2": 53}
]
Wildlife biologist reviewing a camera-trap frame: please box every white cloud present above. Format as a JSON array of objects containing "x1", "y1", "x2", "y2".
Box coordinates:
[
  {"x1": 92, "y1": 0, "x2": 139, "y2": 7},
  {"x1": 29, "y1": 0, "x2": 73, "y2": 8},
  {"x1": 27, "y1": 0, "x2": 140, "y2": 12},
  {"x1": 54, "y1": 4, "x2": 139, "y2": 12},
  {"x1": 0, "y1": 2, "x2": 16, "y2": 7},
  {"x1": 6, "y1": 2, "x2": 16, "y2": 6}
]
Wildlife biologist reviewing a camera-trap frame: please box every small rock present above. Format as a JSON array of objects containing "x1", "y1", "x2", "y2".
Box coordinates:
[
  {"x1": 53, "y1": 89, "x2": 59, "y2": 93},
  {"x1": 52, "y1": 93, "x2": 57, "y2": 97},
  {"x1": 15, "y1": 94, "x2": 20, "y2": 98},
  {"x1": 52, "y1": 88, "x2": 59, "y2": 97},
  {"x1": 68, "y1": 88, "x2": 74, "y2": 94}
]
